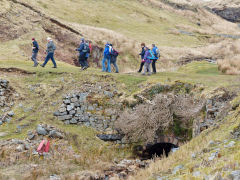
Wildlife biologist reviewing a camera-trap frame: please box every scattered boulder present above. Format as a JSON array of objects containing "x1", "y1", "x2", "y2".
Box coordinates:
[
  {"x1": 97, "y1": 134, "x2": 123, "y2": 141},
  {"x1": 28, "y1": 124, "x2": 65, "y2": 140},
  {"x1": 36, "y1": 125, "x2": 48, "y2": 136}
]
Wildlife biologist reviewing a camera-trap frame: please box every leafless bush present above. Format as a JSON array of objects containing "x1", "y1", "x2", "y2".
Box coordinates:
[{"x1": 115, "y1": 93, "x2": 204, "y2": 143}]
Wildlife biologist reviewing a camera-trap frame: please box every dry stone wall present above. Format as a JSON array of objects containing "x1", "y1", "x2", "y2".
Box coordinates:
[
  {"x1": 0, "y1": 79, "x2": 16, "y2": 125},
  {"x1": 54, "y1": 83, "x2": 121, "y2": 133}
]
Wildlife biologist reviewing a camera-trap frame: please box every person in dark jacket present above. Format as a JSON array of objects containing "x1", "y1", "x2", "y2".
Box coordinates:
[
  {"x1": 138, "y1": 43, "x2": 146, "y2": 73},
  {"x1": 102, "y1": 42, "x2": 111, "y2": 72},
  {"x1": 84, "y1": 41, "x2": 91, "y2": 69},
  {"x1": 41, "y1": 37, "x2": 57, "y2": 68},
  {"x1": 76, "y1": 38, "x2": 89, "y2": 70},
  {"x1": 109, "y1": 44, "x2": 119, "y2": 73},
  {"x1": 31, "y1": 38, "x2": 39, "y2": 67}
]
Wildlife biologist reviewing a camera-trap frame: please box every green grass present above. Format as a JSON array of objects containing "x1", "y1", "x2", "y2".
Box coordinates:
[{"x1": 0, "y1": 59, "x2": 240, "y2": 178}]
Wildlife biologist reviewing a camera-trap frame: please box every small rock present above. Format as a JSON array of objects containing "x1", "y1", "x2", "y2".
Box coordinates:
[
  {"x1": 59, "y1": 107, "x2": 66, "y2": 113},
  {"x1": 49, "y1": 130, "x2": 64, "y2": 139},
  {"x1": 27, "y1": 132, "x2": 35, "y2": 140},
  {"x1": 63, "y1": 99, "x2": 71, "y2": 104},
  {"x1": 208, "y1": 140, "x2": 215, "y2": 146},
  {"x1": 104, "y1": 91, "x2": 114, "y2": 98},
  {"x1": 191, "y1": 153, "x2": 196, "y2": 159},
  {"x1": 7, "y1": 111, "x2": 14, "y2": 116},
  {"x1": 5, "y1": 117, "x2": 11, "y2": 123},
  {"x1": 71, "y1": 98, "x2": 78, "y2": 103},
  {"x1": 70, "y1": 118, "x2": 78, "y2": 124},
  {"x1": 16, "y1": 144, "x2": 25, "y2": 152},
  {"x1": 36, "y1": 125, "x2": 47, "y2": 135},
  {"x1": 171, "y1": 148, "x2": 179, "y2": 153},
  {"x1": 53, "y1": 111, "x2": 60, "y2": 116},
  {"x1": 208, "y1": 151, "x2": 219, "y2": 161},
  {"x1": 193, "y1": 171, "x2": 201, "y2": 177},
  {"x1": 172, "y1": 165, "x2": 184, "y2": 174},
  {"x1": 224, "y1": 141, "x2": 235, "y2": 148},
  {"x1": 50, "y1": 174, "x2": 61, "y2": 180},
  {"x1": 67, "y1": 105, "x2": 74, "y2": 111}
]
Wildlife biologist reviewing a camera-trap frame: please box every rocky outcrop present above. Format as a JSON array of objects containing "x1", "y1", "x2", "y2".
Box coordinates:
[
  {"x1": 193, "y1": 88, "x2": 235, "y2": 136},
  {"x1": 212, "y1": 7, "x2": 240, "y2": 23}
]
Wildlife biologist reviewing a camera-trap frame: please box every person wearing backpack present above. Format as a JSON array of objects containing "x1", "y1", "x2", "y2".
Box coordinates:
[
  {"x1": 151, "y1": 44, "x2": 160, "y2": 74},
  {"x1": 31, "y1": 38, "x2": 39, "y2": 67},
  {"x1": 142, "y1": 47, "x2": 153, "y2": 76},
  {"x1": 84, "y1": 41, "x2": 91, "y2": 70},
  {"x1": 138, "y1": 43, "x2": 146, "y2": 73},
  {"x1": 109, "y1": 44, "x2": 119, "y2": 73},
  {"x1": 76, "y1": 38, "x2": 89, "y2": 70},
  {"x1": 102, "y1": 42, "x2": 111, "y2": 72},
  {"x1": 40, "y1": 37, "x2": 57, "y2": 68}
]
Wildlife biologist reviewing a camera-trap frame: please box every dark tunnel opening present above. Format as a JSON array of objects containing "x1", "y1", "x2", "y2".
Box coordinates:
[{"x1": 134, "y1": 143, "x2": 179, "y2": 160}]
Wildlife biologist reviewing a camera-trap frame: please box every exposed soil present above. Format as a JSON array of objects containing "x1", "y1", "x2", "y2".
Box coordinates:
[{"x1": 0, "y1": 68, "x2": 36, "y2": 75}]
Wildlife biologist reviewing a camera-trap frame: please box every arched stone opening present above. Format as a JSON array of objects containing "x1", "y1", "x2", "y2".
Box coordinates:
[
  {"x1": 143, "y1": 143, "x2": 178, "y2": 159},
  {"x1": 133, "y1": 136, "x2": 179, "y2": 159}
]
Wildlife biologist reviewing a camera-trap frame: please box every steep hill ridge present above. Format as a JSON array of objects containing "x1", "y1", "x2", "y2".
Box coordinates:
[{"x1": 1, "y1": 0, "x2": 240, "y2": 73}]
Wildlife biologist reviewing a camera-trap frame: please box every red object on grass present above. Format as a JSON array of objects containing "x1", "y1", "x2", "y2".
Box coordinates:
[
  {"x1": 44, "y1": 140, "x2": 50, "y2": 152},
  {"x1": 37, "y1": 140, "x2": 50, "y2": 154}
]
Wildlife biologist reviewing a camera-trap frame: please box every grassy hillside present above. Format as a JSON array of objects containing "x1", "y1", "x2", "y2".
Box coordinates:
[
  {"x1": 131, "y1": 98, "x2": 240, "y2": 180},
  {"x1": 1, "y1": 0, "x2": 240, "y2": 178},
  {"x1": 0, "y1": 59, "x2": 240, "y2": 179},
  {"x1": 13, "y1": 0, "x2": 202, "y2": 47}
]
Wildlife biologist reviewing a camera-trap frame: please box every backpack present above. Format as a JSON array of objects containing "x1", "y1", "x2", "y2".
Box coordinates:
[
  {"x1": 82, "y1": 43, "x2": 90, "y2": 53},
  {"x1": 153, "y1": 47, "x2": 160, "y2": 59},
  {"x1": 104, "y1": 44, "x2": 110, "y2": 55},
  {"x1": 111, "y1": 49, "x2": 119, "y2": 57},
  {"x1": 147, "y1": 50, "x2": 155, "y2": 60},
  {"x1": 52, "y1": 43, "x2": 56, "y2": 51}
]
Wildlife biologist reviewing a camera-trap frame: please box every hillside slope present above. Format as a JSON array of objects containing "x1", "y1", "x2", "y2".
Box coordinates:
[{"x1": 1, "y1": 0, "x2": 240, "y2": 72}]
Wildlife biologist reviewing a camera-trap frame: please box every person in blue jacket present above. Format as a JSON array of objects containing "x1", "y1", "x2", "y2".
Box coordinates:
[
  {"x1": 102, "y1": 42, "x2": 111, "y2": 72},
  {"x1": 151, "y1": 44, "x2": 160, "y2": 74},
  {"x1": 31, "y1": 38, "x2": 39, "y2": 67}
]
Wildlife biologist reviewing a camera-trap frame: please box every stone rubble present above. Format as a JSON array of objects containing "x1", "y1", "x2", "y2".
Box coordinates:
[
  {"x1": 54, "y1": 84, "x2": 121, "y2": 133},
  {"x1": 199, "y1": 88, "x2": 234, "y2": 132},
  {"x1": 103, "y1": 159, "x2": 149, "y2": 179},
  {"x1": 0, "y1": 79, "x2": 17, "y2": 126},
  {"x1": 27, "y1": 124, "x2": 65, "y2": 140}
]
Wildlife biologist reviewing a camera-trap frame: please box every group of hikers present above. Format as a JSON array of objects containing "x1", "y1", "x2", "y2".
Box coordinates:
[{"x1": 31, "y1": 38, "x2": 160, "y2": 75}]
